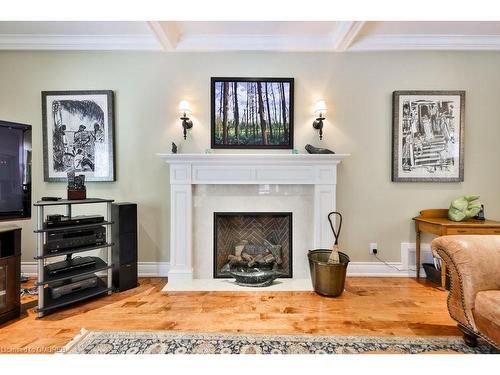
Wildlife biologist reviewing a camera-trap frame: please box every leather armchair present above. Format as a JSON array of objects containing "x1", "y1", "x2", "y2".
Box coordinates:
[{"x1": 431, "y1": 235, "x2": 500, "y2": 350}]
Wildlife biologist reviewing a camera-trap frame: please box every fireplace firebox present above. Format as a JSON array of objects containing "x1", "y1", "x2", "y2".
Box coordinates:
[{"x1": 213, "y1": 212, "x2": 292, "y2": 279}]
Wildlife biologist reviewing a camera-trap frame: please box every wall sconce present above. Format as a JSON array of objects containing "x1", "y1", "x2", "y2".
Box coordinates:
[
  {"x1": 178, "y1": 100, "x2": 193, "y2": 140},
  {"x1": 312, "y1": 100, "x2": 327, "y2": 140}
]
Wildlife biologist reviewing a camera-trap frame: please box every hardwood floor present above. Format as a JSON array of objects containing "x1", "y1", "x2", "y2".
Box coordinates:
[{"x1": 0, "y1": 277, "x2": 459, "y2": 353}]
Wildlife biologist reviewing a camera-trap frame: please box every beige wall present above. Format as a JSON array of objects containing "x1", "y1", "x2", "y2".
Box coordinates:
[{"x1": 0, "y1": 50, "x2": 499, "y2": 263}]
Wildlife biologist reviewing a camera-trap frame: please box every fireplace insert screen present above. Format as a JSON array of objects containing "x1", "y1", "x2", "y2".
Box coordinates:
[{"x1": 214, "y1": 212, "x2": 292, "y2": 278}]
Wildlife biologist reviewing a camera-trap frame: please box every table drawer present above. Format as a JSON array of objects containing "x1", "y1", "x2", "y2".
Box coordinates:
[
  {"x1": 446, "y1": 228, "x2": 500, "y2": 235},
  {"x1": 417, "y1": 222, "x2": 443, "y2": 236}
]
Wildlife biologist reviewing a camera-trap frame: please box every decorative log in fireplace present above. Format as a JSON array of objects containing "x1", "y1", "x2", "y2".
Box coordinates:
[
  {"x1": 225, "y1": 241, "x2": 281, "y2": 268},
  {"x1": 214, "y1": 212, "x2": 292, "y2": 278}
]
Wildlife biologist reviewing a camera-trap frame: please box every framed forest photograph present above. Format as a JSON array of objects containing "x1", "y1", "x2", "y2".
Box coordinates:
[
  {"x1": 392, "y1": 90, "x2": 465, "y2": 182},
  {"x1": 211, "y1": 77, "x2": 294, "y2": 149},
  {"x1": 42, "y1": 90, "x2": 115, "y2": 182}
]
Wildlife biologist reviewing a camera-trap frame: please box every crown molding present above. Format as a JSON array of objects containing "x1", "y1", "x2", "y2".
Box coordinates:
[
  {"x1": 2, "y1": 31, "x2": 500, "y2": 52},
  {"x1": 350, "y1": 34, "x2": 500, "y2": 51},
  {"x1": 0, "y1": 34, "x2": 162, "y2": 50}
]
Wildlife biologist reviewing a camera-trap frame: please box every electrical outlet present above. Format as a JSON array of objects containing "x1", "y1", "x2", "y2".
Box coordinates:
[{"x1": 369, "y1": 243, "x2": 378, "y2": 255}]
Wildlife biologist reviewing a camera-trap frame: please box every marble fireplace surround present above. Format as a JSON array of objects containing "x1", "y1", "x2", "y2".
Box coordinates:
[{"x1": 157, "y1": 153, "x2": 348, "y2": 291}]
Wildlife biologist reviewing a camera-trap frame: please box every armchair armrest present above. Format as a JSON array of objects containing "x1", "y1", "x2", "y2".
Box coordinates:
[{"x1": 431, "y1": 235, "x2": 500, "y2": 331}]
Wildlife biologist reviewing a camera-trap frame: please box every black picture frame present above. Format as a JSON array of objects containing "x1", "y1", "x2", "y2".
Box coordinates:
[
  {"x1": 392, "y1": 90, "x2": 465, "y2": 182},
  {"x1": 211, "y1": 77, "x2": 294, "y2": 149},
  {"x1": 42, "y1": 90, "x2": 116, "y2": 182}
]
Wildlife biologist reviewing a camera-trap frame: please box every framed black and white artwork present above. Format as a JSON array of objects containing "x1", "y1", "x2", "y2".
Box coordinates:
[
  {"x1": 42, "y1": 90, "x2": 115, "y2": 182},
  {"x1": 392, "y1": 90, "x2": 465, "y2": 182},
  {"x1": 211, "y1": 77, "x2": 294, "y2": 149}
]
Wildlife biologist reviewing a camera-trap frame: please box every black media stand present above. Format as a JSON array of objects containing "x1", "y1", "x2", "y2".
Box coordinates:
[{"x1": 34, "y1": 198, "x2": 114, "y2": 318}]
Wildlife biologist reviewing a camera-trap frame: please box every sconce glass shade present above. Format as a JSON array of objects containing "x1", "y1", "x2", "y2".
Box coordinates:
[
  {"x1": 314, "y1": 100, "x2": 327, "y2": 115},
  {"x1": 178, "y1": 100, "x2": 192, "y2": 115}
]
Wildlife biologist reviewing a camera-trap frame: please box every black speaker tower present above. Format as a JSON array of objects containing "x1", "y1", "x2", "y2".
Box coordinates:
[{"x1": 112, "y1": 202, "x2": 138, "y2": 291}]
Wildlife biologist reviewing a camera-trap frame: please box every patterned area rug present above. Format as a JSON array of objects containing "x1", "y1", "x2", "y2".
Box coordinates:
[{"x1": 62, "y1": 330, "x2": 491, "y2": 354}]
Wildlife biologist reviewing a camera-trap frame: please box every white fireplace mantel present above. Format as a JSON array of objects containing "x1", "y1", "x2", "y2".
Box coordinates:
[{"x1": 158, "y1": 153, "x2": 349, "y2": 282}]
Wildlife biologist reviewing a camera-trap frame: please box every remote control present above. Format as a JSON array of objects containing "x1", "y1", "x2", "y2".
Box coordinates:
[{"x1": 41, "y1": 197, "x2": 62, "y2": 201}]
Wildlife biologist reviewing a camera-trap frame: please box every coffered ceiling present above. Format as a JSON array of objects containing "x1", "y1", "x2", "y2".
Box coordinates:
[{"x1": 1, "y1": 21, "x2": 500, "y2": 51}]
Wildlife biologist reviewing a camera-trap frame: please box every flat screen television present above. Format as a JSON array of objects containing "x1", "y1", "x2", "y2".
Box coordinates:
[{"x1": 0, "y1": 120, "x2": 32, "y2": 221}]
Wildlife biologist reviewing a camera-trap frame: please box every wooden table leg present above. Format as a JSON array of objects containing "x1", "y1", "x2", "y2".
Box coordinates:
[
  {"x1": 415, "y1": 228, "x2": 421, "y2": 279},
  {"x1": 441, "y1": 263, "x2": 447, "y2": 289}
]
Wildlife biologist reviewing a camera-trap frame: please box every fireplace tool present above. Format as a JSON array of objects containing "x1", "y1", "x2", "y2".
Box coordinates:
[
  {"x1": 327, "y1": 211, "x2": 342, "y2": 264},
  {"x1": 308, "y1": 211, "x2": 350, "y2": 297}
]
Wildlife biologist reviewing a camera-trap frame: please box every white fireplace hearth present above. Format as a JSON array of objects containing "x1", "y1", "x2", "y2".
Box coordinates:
[{"x1": 157, "y1": 153, "x2": 348, "y2": 291}]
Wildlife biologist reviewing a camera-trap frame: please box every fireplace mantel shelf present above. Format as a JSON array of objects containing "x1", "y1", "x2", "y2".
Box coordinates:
[
  {"x1": 158, "y1": 153, "x2": 349, "y2": 164},
  {"x1": 158, "y1": 153, "x2": 349, "y2": 186},
  {"x1": 158, "y1": 151, "x2": 349, "y2": 286}
]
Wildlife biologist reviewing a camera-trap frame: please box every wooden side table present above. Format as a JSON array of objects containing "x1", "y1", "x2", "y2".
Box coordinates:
[
  {"x1": 0, "y1": 225, "x2": 21, "y2": 325},
  {"x1": 413, "y1": 209, "x2": 500, "y2": 288}
]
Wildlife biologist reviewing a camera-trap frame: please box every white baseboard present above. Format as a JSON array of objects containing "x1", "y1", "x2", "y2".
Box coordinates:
[
  {"x1": 136, "y1": 262, "x2": 170, "y2": 277},
  {"x1": 348, "y1": 242, "x2": 433, "y2": 277},
  {"x1": 20, "y1": 262, "x2": 171, "y2": 277},
  {"x1": 20, "y1": 262, "x2": 37, "y2": 276},
  {"x1": 21, "y1": 243, "x2": 435, "y2": 278},
  {"x1": 22, "y1": 260, "x2": 420, "y2": 278},
  {"x1": 347, "y1": 262, "x2": 418, "y2": 277}
]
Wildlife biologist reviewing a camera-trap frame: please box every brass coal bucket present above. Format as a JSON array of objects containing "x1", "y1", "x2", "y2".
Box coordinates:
[{"x1": 308, "y1": 249, "x2": 350, "y2": 297}]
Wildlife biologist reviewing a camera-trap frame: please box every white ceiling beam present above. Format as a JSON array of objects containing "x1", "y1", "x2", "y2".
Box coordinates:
[
  {"x1": 331, "y1": 21, "x2": 366, "y2": 51},
  {"x1": 147, "y1": 21, "x2": 180, "y2": 51}
]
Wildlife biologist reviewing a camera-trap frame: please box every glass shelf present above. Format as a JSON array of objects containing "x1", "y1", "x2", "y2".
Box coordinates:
[
  {"x1": 34, "y1": 198, "x2": 114, "y2": 207},
  {"x1": 34, "y1": 221, "x2": 113, "y2": 233},
  {"x1": 37, "y1": 257, "x2": 110, "y2": 286},
  {"x1": 37, "y1": 278, "x2": 111, "y2": 313},
  {"x1": 34, "y1": 243, "x2": 114, "y2": 260}
]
